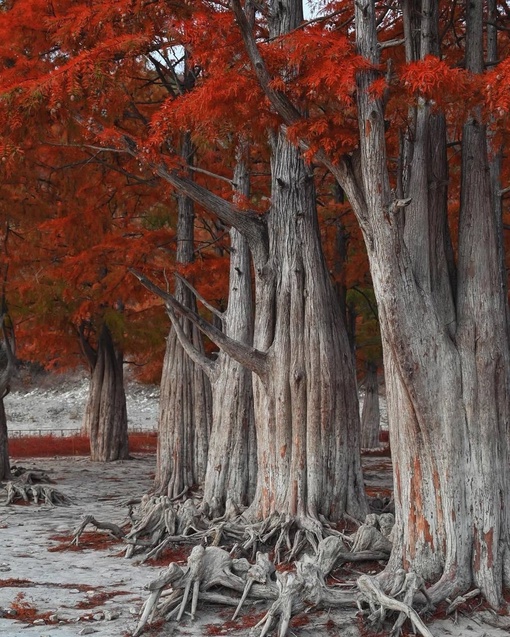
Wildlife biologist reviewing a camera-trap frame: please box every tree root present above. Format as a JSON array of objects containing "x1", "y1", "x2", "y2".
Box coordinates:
[
  {"x1": 133, "y1": 535, "x2": 363, "y2": 636},
  {"x1": 72, "y1": 501, "x2": 409, "y2": 636},
  {"x1": 132, "y1": 544, "x2": 278, "y2": 636},
  {"x1": 4, "y1": 481, "x2": 73, "y2": 506},
  {"x1": 10, "y1": 466, "x2": 54, "y2": 484},
  {"x1": 72, "y1": 514, "x2": 126, "y2": 545},
  {"x1": 357, "y1": 571, "x2": 434, "y2": 637}
]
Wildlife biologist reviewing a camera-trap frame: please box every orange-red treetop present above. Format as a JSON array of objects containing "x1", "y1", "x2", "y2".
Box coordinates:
[{"x1": 0, "y1": 0, "x2": 509, "y2": 372}]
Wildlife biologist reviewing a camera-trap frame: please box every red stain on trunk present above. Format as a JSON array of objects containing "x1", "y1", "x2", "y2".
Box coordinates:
[
  {"x1": 484, "y1": 527, "x2": 494, "y2": 569},
  {"x1": 408, "y1": 457, "x2": 434, "y2": 559}
]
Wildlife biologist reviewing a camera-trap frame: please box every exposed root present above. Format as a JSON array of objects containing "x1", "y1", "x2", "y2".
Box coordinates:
[
  {"x1": 4, "y1": 481, "x2": 73, "y2": 506},
  {"x1": 357, "y1": 572, "x2": 434, "y2": 637},
  {"x1": 72, "y1": 514, "x2": 125, "y2": 545},
  {"x1": 132, "y1": 545, "x2": 278, "y2": 636},
  {"x1": 133, "y1": 535, "x2": 362, "y2": 636},
  {"x1": 10, "y1": 466, "x2": 54, "y2": 484}
]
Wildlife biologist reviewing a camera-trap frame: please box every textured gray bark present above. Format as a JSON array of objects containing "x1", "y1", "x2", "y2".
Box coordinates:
[
  {"x1": 155, "y1": 133, "x2": 212, "y2": 498},
  {"x1": 0, "y1": 340, "x2": 15, "y2": 480},
  {"x1": 147, "y1": 0, "x2": 368, "y2": 523},
  {"x1": 246, "y1": 131, "x2": 367, "y2": 521},
  {"x1": 0, "y1": 397, "x2": 10, "y2": 481},
  {"x1": 0, "y1": 321, "x2": 15, "y2": 480},
  {"x1": 360, "y1": 363, "x2": 380, "y2": 449},
  {"x1": 83, "y1": 324, "x2": 129, "y2": 462},
  {"x1": 350, "y1": 0, "x2": 510, "y2": 607},
  {"x1": 201, "y1": 155, "x2": 256, "y2": 510}
]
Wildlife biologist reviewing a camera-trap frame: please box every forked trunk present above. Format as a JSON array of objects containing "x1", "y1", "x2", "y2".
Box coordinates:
[
  {"x1": 360, "y1": 363, "x2": 380, "y2": 449},
  {"x1": 83, "y1": 324, "x2": 129, "y2": 462},
  {"x1": 352, "y1": 0, "x2": 510, "y2": 606}
]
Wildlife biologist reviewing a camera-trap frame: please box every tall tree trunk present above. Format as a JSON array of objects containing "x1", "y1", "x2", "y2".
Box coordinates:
[
  {"x1": 157, "y1": 148, "x2": 256, "y2": 511},
  {"x1": 147, "y1": 128, "x2": 369, "y2": 521},
  {"x1": 154, "y1": 0, "x2": 368, "y2": 523},
  {"x1": 0, "y1": 396, "x2": 10, "y2": 481},
  {"x1": 351, "y1": 0, "x2": 510, "y2": 607},
  {"x1": 83, "y1": 324, "x2": 129, "y2": 462},
  {"x1": 360, "y1": 362, "x2": 380, "y2": 449},
  {"x1": 245, "y1": 130, "x2": 367, "y2": 521},
  {"x1": 155, "y1": 133, "x2": 211, "y2": 497},
  {"x1": 202, "y1": 152, "x2": 256, "y2": 511},
  {"x1": 0, "y1": 310, "x2": 15, "y2": 480}
]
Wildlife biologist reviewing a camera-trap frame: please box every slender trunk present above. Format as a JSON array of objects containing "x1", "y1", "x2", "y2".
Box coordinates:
[
  {"x1": 83, "y1": 324, "x2": 129, "y2": 462},
  {"x1": 203, "y1": 229, "x2": 256, "y2": 510},
  {"x1": 0, "y1": 312, "x2": 15, "y2": 480},
  {"x1": 360, "y1": 362, "x2": 380, "y2": 449},
  {"x1": 0, "y1": 396, "x2": 10, "y2": 480},
  {"x1": 352, "y1": 0, "x2": 510, "y2": 606},
  {"x1": 156, "y1": 133, "x2": 212, "y2": 497},
  {"x1": 202, "y1": 153, "x2": 256, "y2": 511}
]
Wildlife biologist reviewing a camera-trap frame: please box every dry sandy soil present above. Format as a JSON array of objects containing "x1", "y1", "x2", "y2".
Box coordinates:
[{"x1": 1, "y1": 380, "x2": 510, "y2": 637}]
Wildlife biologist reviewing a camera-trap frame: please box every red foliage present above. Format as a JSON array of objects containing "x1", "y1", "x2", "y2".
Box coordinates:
[
  {"x1": 76, "y1": 590, "x2": 129, "y2": 609},
  {"x1": 9, "y1": 592, "x2": 55, "y2": 624},
  {"x1": 205, "y1": 610, "x2": 267, "y2": 635},
  {"x1": 48, "y1": 531, "x2": 123, "y2": 553},
  {"x1": 9, "y1": 432, "x2": 157, "y2": 458},
  {"x1": 143, "y1": 544, "x2": 192, "y2": 567}
]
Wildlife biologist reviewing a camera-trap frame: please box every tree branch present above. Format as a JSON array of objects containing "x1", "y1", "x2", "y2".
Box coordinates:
[
  {"x1": 130, "y1": 269, "x2": 268, "y2": 377},
  {"x1": 187, "y1": 165, "x2": 234, "y2": 185},
  {"x1": 175, "y1": 273, "x2": 224, "y2": 321},
  {"x1": 230, "y1": 0, "x2": 302, "y2": 125},
  {"x1": 118, "y1": 137, "x2": 269, "y2": 266},
  {"x1": 166, "y1": 305, "x2": 219, "y2": 381},
  {"x1": 78, "y1": 323, "x2": 97, "y2": 371}
]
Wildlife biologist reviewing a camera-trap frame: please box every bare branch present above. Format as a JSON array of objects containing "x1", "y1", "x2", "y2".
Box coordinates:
[
  {"x1": 187, "y1": 165, "x2": 234, "y2": 185},
  {"x1": 166, "y1": 305, "x2": 219, "y2": 381},
  {"x1": 116, "y1": 136, "x2": 269, "y2": 266},
  {"x1": 230, "y1": 0, "x2": 302, "y2": 125},
  {"x1": 175, "y1": 273, "x2": 224, "y2": 320},
  {"x1": 379, "y1": 37, "x2": 405, "y2": 49},
  {"x1": 130, "y1": 269, "x2": 268, "y2": 377}
]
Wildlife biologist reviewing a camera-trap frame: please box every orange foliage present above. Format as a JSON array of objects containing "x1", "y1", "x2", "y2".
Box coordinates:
[
  {"x1": 0, "y1": 0, "x2": 508, "y2": 380},
  {"x1": 9, "y1": 432, "x2": 157, "y2": 458}
]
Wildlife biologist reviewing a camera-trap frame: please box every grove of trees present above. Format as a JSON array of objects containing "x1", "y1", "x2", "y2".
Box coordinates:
[{"x1": 0, "y1": 0, "x2": 509, "y2": 633}]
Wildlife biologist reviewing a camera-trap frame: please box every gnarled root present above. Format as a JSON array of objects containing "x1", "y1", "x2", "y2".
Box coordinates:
[
  {"x1": 357, "y1": 572, "x2": 435, "y2": 637},
  {"x1": 132, "y1": 544, "x2": 277, "y2": 636},
  {"x1": 4, "y1": 481, "x2": 73, "y2": 506},
  {"x1": 72, "y1": 514, "x2": 125, "y2": 545}
]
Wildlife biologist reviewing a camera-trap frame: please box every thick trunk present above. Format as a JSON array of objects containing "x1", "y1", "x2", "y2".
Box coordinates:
[
  {"x1": 360, "y1": 363, "x2": 380, "y2": 449},
  {"x1": 156, "y1": 133, "x2": 211, "y2": 497},
  {"x1": 0, "y1": 396, "x2": 10, "y2": 481},
  {"x1": 83, "y1": 324, "x2": 129, "y2": 462},
  {"x1": 248, "y1": 132, "x2": 367, "y2": 522},
  {"x1": 352, "y1": 0, "x2": 510, "y2": 606}
]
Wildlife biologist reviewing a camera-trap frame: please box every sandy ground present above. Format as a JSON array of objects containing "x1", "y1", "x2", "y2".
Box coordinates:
[
  {"x1": 1, "y1": 380, "x2": 509, "y2": 636},
  {"x1": 5, "y1": 375, "x2": 159, "y2": 437}
]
